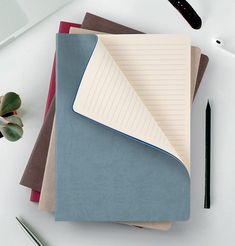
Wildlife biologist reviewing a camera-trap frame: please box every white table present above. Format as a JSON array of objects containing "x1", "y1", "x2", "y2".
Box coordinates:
[{"x1": 1, "y1": 0, "x2": 235, "y2": 245}]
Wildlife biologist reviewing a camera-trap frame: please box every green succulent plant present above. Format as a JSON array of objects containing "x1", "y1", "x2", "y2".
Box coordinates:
[{"x1": 0, "y1": 92, "x2": 23, "y2": 142}]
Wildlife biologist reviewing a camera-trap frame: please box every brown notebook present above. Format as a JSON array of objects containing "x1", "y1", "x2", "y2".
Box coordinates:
[
  {"x1": 82, "y1": 12, "x2": 143, "y2": 34},
  {"x1": 20, "y1": 98, "x2": 55, "y2": 191}
]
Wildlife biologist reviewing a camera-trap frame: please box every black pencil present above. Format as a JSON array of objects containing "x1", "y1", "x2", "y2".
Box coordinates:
[{"x1": 204, "y1": 101, "x2": 211, "y2": 209}]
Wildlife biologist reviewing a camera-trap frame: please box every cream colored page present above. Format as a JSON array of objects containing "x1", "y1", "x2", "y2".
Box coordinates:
[
  {"x1": 73, "y1": 34, "x2": 191, "y2": 169},
  {"x1": 73, "y1": 38, "x2": 181, "y2": 164},
  {"x1": 123, "y1": 221, "x2": 172, "y2": 231},
  {"x1": 69, "y1": 27, "x2": 103, "y2": 34},
  {"x1": 97, "y1": 34, "x2": 191, "y2": 169},
  {"x1": 39, "y1": 120, "x2": 55, "y2": 212}
]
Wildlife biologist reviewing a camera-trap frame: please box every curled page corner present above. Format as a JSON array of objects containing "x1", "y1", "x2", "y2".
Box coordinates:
[
  {"x1": 73, "y1": 34, "x2": 191, "y2": 174},
  {"x1": 74, "y1": 37, "x2": 181, "y2": 160}
]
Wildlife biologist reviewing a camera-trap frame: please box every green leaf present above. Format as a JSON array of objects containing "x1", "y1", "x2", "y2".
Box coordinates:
[
  {"x1": 0, "y1": 116, "x2": 9, "y2": 126},
  {"x1": 0, "y1": 92, "x2": 21, "y2": 116},
  {"x1": 0, "y1": 123, "x2": 23, "y2": 142},
  {"x1": 6, "y1": 115, "x2": 23, "y2": 127}
]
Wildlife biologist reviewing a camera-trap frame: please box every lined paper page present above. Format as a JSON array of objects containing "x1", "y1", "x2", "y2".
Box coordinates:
[
  {"x1": 74, "y1": 38, "x2": 180, "y2": 162},
  {"x1": 98, "y1": 35, "x2": 191, "y2": 168}
]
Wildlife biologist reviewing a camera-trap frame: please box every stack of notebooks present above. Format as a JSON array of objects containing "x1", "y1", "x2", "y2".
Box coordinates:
[{"x1": 20, "y1": 13, "x2": 209, "y2": 231}]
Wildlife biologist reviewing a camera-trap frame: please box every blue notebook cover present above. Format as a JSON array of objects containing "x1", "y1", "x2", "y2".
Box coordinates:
[{"x1": 55, "y1": 34, "x2": 190, "y2": 221}]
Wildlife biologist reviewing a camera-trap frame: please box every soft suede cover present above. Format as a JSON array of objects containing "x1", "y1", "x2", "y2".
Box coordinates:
[{"x1": 55, "y1": 34, "x2": 190, "y2": 221}]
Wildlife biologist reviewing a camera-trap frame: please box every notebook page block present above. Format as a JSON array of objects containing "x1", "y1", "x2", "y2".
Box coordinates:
[
  {"x1": 73, "y1": 37, "x2": 181, "y2": 163},
  {"x1": 98, "y1": 35, "x2": 191, "y2": 169}
]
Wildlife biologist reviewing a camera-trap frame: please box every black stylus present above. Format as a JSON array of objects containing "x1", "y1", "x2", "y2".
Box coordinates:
[
  {"x1": 168, "y1": 0, "x2": 202, "y2": 29},
  {"x1": 204, "y1": 101, "x2": 211, "y2": 209}
]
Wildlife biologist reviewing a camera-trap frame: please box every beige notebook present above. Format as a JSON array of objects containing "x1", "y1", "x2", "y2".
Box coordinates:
[
  {"x1": 40, "y1": 30, "x2": 199, "y2": 231},
  {"x1": 39, "y1": 119, "x2": 55, "y2": 212}
]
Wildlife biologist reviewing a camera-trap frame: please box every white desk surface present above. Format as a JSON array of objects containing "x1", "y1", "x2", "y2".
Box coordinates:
[{"x1": 1, "y1": 0, "x2": 235, "y2": 245}]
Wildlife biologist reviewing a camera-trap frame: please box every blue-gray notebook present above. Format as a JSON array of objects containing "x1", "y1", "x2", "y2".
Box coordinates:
[{"x1": 56, "y1": 34, "x2": 190, "y2": 221}]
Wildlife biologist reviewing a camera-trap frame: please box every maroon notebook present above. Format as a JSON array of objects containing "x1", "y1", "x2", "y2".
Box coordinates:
[
  {"x1": 24, "y1": 22, "x2": 81, "y2": 202},
  {"x1": 21, "y1": 13, "x2": 209, "y2": 202},
  {"x1": 44, "y1": 21, "x2": 82, "y2": 115}
]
